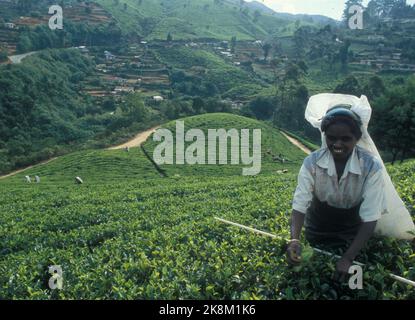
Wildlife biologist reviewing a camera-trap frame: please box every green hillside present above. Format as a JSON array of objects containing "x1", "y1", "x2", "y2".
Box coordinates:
[
  {"x1": 0, "y1": 147, "x2": 162, "y2": 185},
  {"x1": 95, "y1": 0, "x2": 319, "y2": 40},
  {"x1": 0, "y1": 150, "x2": 414, "y2": 299},
  {"x1": 0, "y1": 113, "x2": 306, "y2": 183},
  {"x1": 0, "y1": 114, "x2": 414, "y2": 299},
  {"x1": 142, "y1": 113, "x2": 306, "y2": 176}
]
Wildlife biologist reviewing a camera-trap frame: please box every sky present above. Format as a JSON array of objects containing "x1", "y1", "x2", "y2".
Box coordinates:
[{"x1": 245, "y1": 0, "x2": 415, "y2": 21}]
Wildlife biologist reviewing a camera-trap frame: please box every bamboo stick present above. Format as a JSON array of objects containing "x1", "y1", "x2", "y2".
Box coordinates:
[{"x1": 214, "y1": 217, "x2": 415, "y2": 288}]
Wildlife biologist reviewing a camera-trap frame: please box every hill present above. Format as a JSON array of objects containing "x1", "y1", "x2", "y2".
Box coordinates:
[
  {"x1": 142, "y1": 113, "x2": 307, "y2": 176},
  {"x1": 95, "y1": 0, "x2": 324, "y2": 40},
  {"x1": 0, "y1": 121, "x2": 414, "y2": 298},
  {"x1": 0, "y1": 113, "x2": 307, "y2": 183}
]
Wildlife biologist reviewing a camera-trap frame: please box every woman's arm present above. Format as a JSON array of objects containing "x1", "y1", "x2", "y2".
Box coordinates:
[
  {"x1": 290, "y1": 210, "x2": 305, "y2": 240},
  {"x1": 286, "y1": 210, "x2": 305, "y2": 265},
  {"x1": 335, "y1": 221, "x2": 377, "y2": 277}
]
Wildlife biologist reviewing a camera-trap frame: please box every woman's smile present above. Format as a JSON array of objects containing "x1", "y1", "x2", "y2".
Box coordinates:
[{"x1": 325, "y1": 123, "x2": 358, "y2": 161}]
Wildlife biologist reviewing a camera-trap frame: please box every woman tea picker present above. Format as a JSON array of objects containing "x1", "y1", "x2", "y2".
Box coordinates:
[{"x1": 286, "y1": 93, "x2": 415, "y2": 279}]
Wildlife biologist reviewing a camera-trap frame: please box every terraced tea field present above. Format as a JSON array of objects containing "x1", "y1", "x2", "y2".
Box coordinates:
[{"x1": 0, "y1": 114, "x2": 414, "y2": 299}]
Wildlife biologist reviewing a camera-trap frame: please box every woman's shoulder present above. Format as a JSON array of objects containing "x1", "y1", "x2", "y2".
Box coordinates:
[
  {"x1": 355, "y1": 146, "x2": 383, "y2": 173},
  {"x1": 302, "y1": 147, "x2": 328, "y2": 169}
]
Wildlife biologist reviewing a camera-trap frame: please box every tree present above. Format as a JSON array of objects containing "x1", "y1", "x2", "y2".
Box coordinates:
[
  {"x1": 192, "y1": 97, "x2": 205, "y2": 114},
  {"x1": 273, "y1": 61, "x2": 309, "y2": 131},
  {"x1": 230, "y1": 36, "x2": 237, "y2": 54},
  {"x1": 253, "y1": 10, "x2": 261, "y2": 23},
  {"x1": 16, "y1": 0, "x2": 34, "y2": 12},
  {"x1": 261, "y1": 43, "x2": 272, "y2": 61},
  {"x1": 167, "y1": 32, "x2": 173, "y2": 42},
  {"x1": 363, "y1": 76, "x2": 385, "y2": 100},
  {"x1": 293, "y1": 26, "x2": 314, "y2": 58},
  {"x1": 16, "y1": 35, "x2": 32, "y2": 53},
  {"x1": 334, "y1": 76, "x2": 362, "y2": 96},
  {"x1": 0, "y1": 50, "x2": 8, "y2": 62},
  {"x1": 249, "y1": 96, "x2": 275, "y2": 120},
  {"x1": 339, "y1": 39, "x2": 351, "y2": 72},
  {"x1": 372, "y1": 78, "x2": 415, "y2": 163},
  {"x1": 122, "y1": 93, "x2": 148, "y2": 122}
]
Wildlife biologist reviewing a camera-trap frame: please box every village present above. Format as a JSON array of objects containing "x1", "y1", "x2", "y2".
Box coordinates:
[
  {"x1": 75, "y1": 39, "x2": 268, "y2": 107},
  {"x1": 1, "y1": 0, "x2": 415, "y2": 107}
]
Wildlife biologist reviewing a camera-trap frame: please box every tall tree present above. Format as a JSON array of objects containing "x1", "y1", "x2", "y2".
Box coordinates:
[
  {"x1": 261, "y1": 43, "x2": 272, "y2": 61},
  {"x1": 333, "y1": 75, "x2": 362, "y2": 96},
  {"x1": 372, "y1": 78, "x2": 415, "y2": 163},
  {"x1": 230, "y1": 36, "x2": 237, "y2": 54}
]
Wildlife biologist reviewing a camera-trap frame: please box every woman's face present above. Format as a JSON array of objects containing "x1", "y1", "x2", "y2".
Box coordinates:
[{"x1": 325, "y1": 123, "x2": 358, "y2": 162}]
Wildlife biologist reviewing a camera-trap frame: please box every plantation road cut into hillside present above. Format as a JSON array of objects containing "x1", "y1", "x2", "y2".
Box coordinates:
[
  {"x1": 108, "y1": 126, "x2": 160, "y2": 150},
  {"x1": 280, "y1": 131, "x2": 312, "y2": 155},
  {"x1": 0, "y1": 157, "x2": 58, "y2": 180},
  {"x1": 9, "y1": 51, "x2": 38, "y2": 64},
  {"x1": 0, "y1": 126, "x2": 160, "y2": 180}
]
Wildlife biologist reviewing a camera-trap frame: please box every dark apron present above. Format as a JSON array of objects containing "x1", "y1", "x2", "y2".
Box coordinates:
[{"x1": 305, "y1": 197, "x2": 362, "y2": 250}]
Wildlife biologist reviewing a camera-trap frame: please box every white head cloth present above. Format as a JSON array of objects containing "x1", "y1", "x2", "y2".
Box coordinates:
[{"x1": 305, "y1": 93, "x2": 414, "y2": 240}]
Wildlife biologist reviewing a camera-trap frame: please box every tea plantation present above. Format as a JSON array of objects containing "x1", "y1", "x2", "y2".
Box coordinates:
[{"x1": 0, "y1": 114, "x2": 414, "y2": 299}]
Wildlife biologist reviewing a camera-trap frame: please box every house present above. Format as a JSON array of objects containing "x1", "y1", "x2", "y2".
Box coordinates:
[
  {"x1": 392, "y1": 53, "x2": 402, "y2": 60},
  {"x1": 220, "y1": 51, "x2": 233, "y2": 57},
  {"x1": 4, "y1": 22, "x2": 15, "y2": 29},
  {"x1": 77, "y1": 46, "x2": 89, "y2": 53},
  {"x1": 114, "y1": 86, "x2": 134, "y2": 93},
  {"x1": 153, "y1": 96, "x2": 164, "y2": 102},
  {"x1": 104, "y1": 50, "x2": 115, "y2": 60}
]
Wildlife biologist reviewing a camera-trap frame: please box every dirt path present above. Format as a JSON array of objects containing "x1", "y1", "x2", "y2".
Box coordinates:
[
  {"x1": 107, "y1": 126, "x2": 160, "y2": 150},
  {"x1": 9, "y1": 51, "x2": 37, "y2": 64},
  {"x1": 280, "y1": 131, "x2": 312, "y2": 155},
  {"x1": 0, "y1": 157, "x2": 58, "y2": 180},
  {"x1": 0, "y1": 126, "x2": 161, "y2": 179}
]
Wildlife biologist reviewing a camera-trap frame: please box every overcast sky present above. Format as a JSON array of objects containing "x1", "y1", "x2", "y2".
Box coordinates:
[{"x1": 246, "y1": 0, "x2": 415, "y2": 20}]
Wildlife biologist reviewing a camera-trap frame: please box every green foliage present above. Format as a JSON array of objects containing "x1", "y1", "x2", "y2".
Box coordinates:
[
  {"x1": 273, "y1": 61, "x2": 310, "y2": 134},
  {"x1": 371, "y1": 76, "x2": 415, "y2": 163},
  {"x1": 0, "y1": 121, "x2": 414, "y2": 299},
  {"x1": 16, "y1": 22, "x2": 122, "y2": 54},
  {"x1": 156, "y1": 47, "x2": 254, "y2": 95},
  {"x1": 248, "y1": 96, "x2": 275, "y2": 120},
  {"x1": 333, "y1": 75, "x2": 363, "y2": 96},
  {"x1": 95, "y1": 0, "x2": 322, "y2": 40},
  {"x1": 0, "y1": 49, "x2": 94, "y2": 173},
  {"x1": 142, "y1": 113, "x2": 306, "y2": 177},
  {"x1": 0, "y1": 49, "x2": 7, "y2": 62}
]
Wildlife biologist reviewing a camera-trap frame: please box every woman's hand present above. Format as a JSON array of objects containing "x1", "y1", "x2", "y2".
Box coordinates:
[
  {"x1": 333, "y1": 256, "x2": 352, "y2": 282},
  {"x1": 286, "y1": 239, "x2": 302, "y2": 265}
]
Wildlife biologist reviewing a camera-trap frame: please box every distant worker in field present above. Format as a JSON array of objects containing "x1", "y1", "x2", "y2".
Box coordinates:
[{"x1": 286, "y1": 94, "x2": 415, "y2": 281}]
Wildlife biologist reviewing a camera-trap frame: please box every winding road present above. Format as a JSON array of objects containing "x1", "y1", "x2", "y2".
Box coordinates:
[
  {"x1": 107, "y1": 126, "x2": 160, "y2": 150},
  {"x1": 0, "y1": 126, "x2": 160, "y2": 179},
  {"x1": 280, "y1": 131, "x2": 312, "y2": 155}
]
